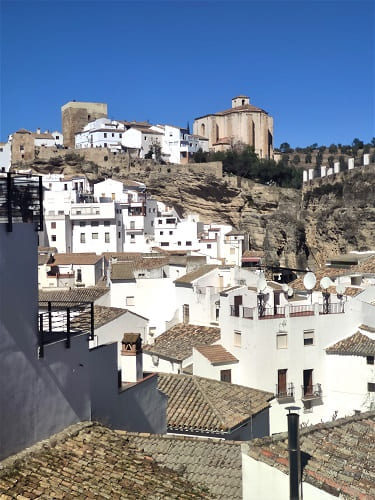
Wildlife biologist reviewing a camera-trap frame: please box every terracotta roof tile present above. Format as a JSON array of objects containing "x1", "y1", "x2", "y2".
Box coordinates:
[
  {"x1": 326, "y1": 331, "x2": 375, "y2": 356},
  {"x1": 110, "y1": 255, "x2": 169, "y2": 280},
  {"x1": 121, "y1": 432, "x2": 242, "y2": 499},
  {"x1": 0, "y1": 423, "x2": 209, "y2": 499},
  {"x1": 244, "y1": 411, "x2": 375, "y2": 498},
  {"x1": 52, "y1": 253, "x2": 103, "y2": 266},
  {"x1": 174, "y1": 265, "x2": 218, "y2": 285},
  {"x1": 158, "y1": 373, "x2": 273, "y2": 434},
  {"x1": 143, "y1": 324, "x2": 220, "y2": 361},
  {"x1": 195, "y1": 345, "x2": 238, "y2": 364},
  {"x1": 38, "y1": 287, "x2": 109, "y2": 305}
]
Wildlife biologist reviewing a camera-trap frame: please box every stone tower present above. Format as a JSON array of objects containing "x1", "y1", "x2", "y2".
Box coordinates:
[{"x1": 61, "y1": 101, "x2": 108, "y2": 148}]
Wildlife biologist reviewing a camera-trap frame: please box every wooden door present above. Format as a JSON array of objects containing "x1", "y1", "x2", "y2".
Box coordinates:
[
  {"x1": 234, "y1": 295, "x2": 242, "y2": 317},
  {"x1": 278, "y1": 369, "x2": 287, "y2": 396},
  {"x1": 303, "y1": 369, "x2": 313, "y2": 396}
]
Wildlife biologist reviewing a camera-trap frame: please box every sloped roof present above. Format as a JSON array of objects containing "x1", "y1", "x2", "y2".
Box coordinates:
[
  {"x1": 174, "y1": 265, "x2": 218, "y2": 285},
  {"x1": 158, "y1": 373, "x2": 273, "y2": 434},
  {"x1": 110, "y1": 255, "x2": 168, "y2": 280},
  {"x1": 122, "y1": 432, "x2": 242, "y2": 499},
  {"x1": 326, "y1": 331, "x2": 375, "y2": 356},
  {"x1": 143, "y1": 323, "x2": 220, "y2": 361},
  {"x1": 195, "y1": 344, "x2": 238, "y2": 364},
  {"x1": 39, "y1": 287, "x2": 109, "y2": 305},
  {"x1": 38, "y1": 253, "x2": 53, "y2": 266},
  {"x1": 0, "y1": 423, "x2": 209, "y2": 499},
  {"x1": 244, "y1": 411, "x2": 375, "y2": 499},
  {"x1": 52, "y1": 253, "x2": 103, "y2": 266},
  {"x1": 195, "y1": 103, "x2": 268, "y2": 120}
]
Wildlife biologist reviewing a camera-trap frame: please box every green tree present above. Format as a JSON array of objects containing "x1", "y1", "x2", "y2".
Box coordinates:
[
  {"x1": 316, "y1": 151, "x2": 323, "y2": 167},
  {"x1": 305, "y1": 153, "x2": 312, "y2": 164},
  {"x1": 145, "y1": 142, "x2": 162, "y2": 161},
  {"x1": 193, "y1": 148, "x2": 209, "y2": 163},
  {"x1": 292, "y1": 154, "x2": 300, "y2": 165},
  {"x1": 328, "y1": 156, "x2": 334, "y2": 169},
  {"x1": 370, "y1": 138, "x2": 375, "y2": 147},
  {"x1": 279, "y1": 142, "x2": 293, "y2": 153},
  {"x1": 352, "y1": 138, "x2": 364, "y2": 149},
  {"x1": 328, "y1": 144, "x2": 338, "y2": 154}
]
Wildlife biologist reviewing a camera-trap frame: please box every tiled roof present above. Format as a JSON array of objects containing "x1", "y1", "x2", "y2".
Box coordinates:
[
  {"x1": 174, "y1": 265, "x2": 218, "y2": 285},
  {"x1": 38, "y1": 253, "x2": 53, "y2": 266},
  {"x1": 110, "y1": 255, "x2": 168, "y2": 280},
  {"x1": 121, "y1": 432, "x2": 242, "y2": 499},
  {"x1": 32, "y1": 132, "x2": 54, "y2": 139},
  {"x1": 242, "y1": 250, "x2": 264, "y2": 258},
  {"x1": 326, "y1": 331, "x2": 375, "y2": 356},
  {"x1": 143, "y1": 324, "x2": 220, "y2": 361},
  {"x1": 39, "y1": 287, "x2": 109, "y2": 305},
  {"x1": 195, "y1": 344, "x2": 238, "y2": 364},
  {"x1": 244, "y1": 411, "x2": 375, "y2": 499},
  {"x1": 290, "y1": 268, "x2": 360, "y2": 295},
  {"x1": 94, "y1": 305, "x2": 127, "y2": 328},
  {"x1": 52, "y1": 253, "x2": 103, "y2": 265},
  {"x1": 360, "y1": 324, "x2": 375, "y2": 333},
  {"x1": 355, "y1": 255, "x2": 375, "y2": 273},
  {"x1": 0, "y1": 423, "x2": 209, "y2": 499},
  {"x1": 224, "y1": 229, "x2": 244, "y2": 236},
  {"x1": 213, "y1": 137, "x2": 231, "y2": 146},
  {"x1": 195, "y1": 103, "x2": 267, "y2": 121},
  {"x1": 158, "y1": 373, "x2": 273, "y2": 434},
  {"x1": 38, "y1": 246, "x2": 57, "y2": 253}
]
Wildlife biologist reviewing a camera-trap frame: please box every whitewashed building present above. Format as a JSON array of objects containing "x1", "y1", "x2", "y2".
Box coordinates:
[
  {"x1": 122, "y1": 126, "x2": 164, "y2": 158},
  {"x1": 0, "y1": 139, "x2": 11, "y2": 172},
  {"x1": 75, "y1": 118, "x2": 125, "y2": 150}
]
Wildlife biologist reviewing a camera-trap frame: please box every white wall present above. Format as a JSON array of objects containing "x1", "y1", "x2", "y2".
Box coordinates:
[
  {"x1": 0, "y1": 141, "x2": 11, "y2": 172},
  {"x1": 192, "y1": 347, "x2": 239, "y2": 381}
]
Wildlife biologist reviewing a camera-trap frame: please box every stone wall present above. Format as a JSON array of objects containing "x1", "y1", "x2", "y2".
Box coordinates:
[{"x1": 61, "y1": 102, "x2": 108, "y2": 148}]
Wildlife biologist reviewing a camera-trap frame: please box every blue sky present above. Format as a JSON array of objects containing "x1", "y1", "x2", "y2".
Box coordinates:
[{"x1": 1, "y1": 0, "x2": 374, "y2": 147}]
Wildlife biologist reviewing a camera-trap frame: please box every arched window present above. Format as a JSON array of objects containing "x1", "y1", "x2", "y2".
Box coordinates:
[{"x1": 201, "y1": 123, "x2": 205, "y2": 136}]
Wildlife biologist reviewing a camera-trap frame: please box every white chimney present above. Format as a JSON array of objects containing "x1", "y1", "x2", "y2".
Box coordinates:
[
  {"x1": 120, "y1": 333, "x2": 143, "y2": 383},
  {"x1": 36, "y1": 128, "x2": 41, "y2": 134}
]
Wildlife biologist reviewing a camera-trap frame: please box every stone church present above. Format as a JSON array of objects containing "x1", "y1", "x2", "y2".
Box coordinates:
[{"x1": 193, "y1": 95, "x2": 273, "y2": 159}]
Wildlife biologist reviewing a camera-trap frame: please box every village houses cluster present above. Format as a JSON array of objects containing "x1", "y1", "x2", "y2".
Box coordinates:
[{"x1": 0, "y1": 99, "x2": 374, "y2": 498}]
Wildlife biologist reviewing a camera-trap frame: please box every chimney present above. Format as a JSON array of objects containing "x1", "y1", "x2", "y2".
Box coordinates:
[
  {"x1": 120, "y1": 333, "x2": 143, "y2": 383},
  {"x1": 287, "y1": 406, "x2": 301, "y2": 500},
  {"x1": 36, "y1": 128, "x2": 41, "y2": 134}
]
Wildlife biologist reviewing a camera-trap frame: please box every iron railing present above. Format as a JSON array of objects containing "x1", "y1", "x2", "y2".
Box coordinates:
[
  {"x1": 289, "y1": 304, "x2": 315, "y2": 317},
  {"x1": 276, "y1": 383, "x2": 295, "y2": 400},
  {"x1": 319, "y1": 302, "x2": 345, "y2": 315},
  {"x1": 301, "y1": 383, "x2": 322, "y2": 399},
  {"x1": 38, "y1": 301, "x2": 94, "y2": 358},
  {"x1": 0, "y1": 173, "x2": 43, "y2": 231},
  {"x1": 259, "y1": 306, "x2": 285, "y2": 319}
]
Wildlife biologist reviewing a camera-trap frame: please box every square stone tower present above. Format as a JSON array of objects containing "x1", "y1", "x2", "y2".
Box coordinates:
[{"x1": 61, "y1": 101, "x2": 108, "y2": 148}]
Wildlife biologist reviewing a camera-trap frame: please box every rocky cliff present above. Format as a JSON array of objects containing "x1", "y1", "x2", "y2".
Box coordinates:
[{"x1": 24, "y1": 157, "x2": 375, "y2": 270}]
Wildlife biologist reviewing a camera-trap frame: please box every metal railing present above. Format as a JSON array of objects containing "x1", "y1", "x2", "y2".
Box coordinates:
[
  {"x1": 243, "y1": 306, "x2": 255, "y2": 319},
  {"x1": 276, "y1": 383, "x2": 295, "y2": 400},
  {"x1": 301, "y1": 383, "x2": 322, "y2": 399},
  {"x1": 259, "y1": 306, "x2": 285, "y2": 319},
  {"x1": 230, "y1": 305, "x2": 240, "y2": 317},
  {"x1": 319, "y1": 302, "x2": 345, "y2": 315},
  {"x1": 0, "y1": 173, "x2": 43, "y2": 231},
  {"x1": 289, "y1": 304, "x2": 315, "y2": 317},
  {"x1": 38, "y1": 301, "x2": 94, "y2": 358}
]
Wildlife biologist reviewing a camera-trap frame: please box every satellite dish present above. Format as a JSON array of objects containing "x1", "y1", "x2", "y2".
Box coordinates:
[
  {"x1": 287, "y1": 287, "x2": 294, "y2": 297},
  {"x1": 320, "y1": 277, "x2": 332, "y2": 290},
  {"x1": 257, "y1": 277, "x2": 267, "y2": 292},
  {"x1": 282, "y1": 283, "x2": 288, "y2": 292},
  {"x1": 304, "y1": 272, "x2": 316, "y2": 290},
  {"x1": 336, "y1": 283, "x2": 346, "y2": 295}
]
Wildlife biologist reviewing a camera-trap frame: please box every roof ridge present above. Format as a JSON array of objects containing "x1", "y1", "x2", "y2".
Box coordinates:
[{"x1": 192, "y1": 376, "x2": 227, "y2": 430}]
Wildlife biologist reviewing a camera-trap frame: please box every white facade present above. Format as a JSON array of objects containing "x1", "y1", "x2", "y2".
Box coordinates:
[
  {"x1": 152, "y1": 124, "x2": 209, "y2": 164},
  {"x1": 0, "y1": 140, "x2": 11, "y2": 172},
  {"x1": 75, "y1": 118, "x2": 125, "y2": 150},
  {"x1": 122, "y1": 127, "x2": 163, "y2": 158}
]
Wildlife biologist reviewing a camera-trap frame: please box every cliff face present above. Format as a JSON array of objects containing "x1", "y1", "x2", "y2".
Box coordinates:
[{"x1": 26, "y1": 158, "x2": 375, "y2": 270}]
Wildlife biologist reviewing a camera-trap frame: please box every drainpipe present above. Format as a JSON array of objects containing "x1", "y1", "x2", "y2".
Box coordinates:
[{"x1": 286, "y1": 406, "x2": 301, "y2": 500}]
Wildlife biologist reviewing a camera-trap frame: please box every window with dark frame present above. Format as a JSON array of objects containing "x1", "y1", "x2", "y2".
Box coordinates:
[
  {"x1": 367, "y1": 356, "x2": 374, "y2": 365},
  {"x1": 220, "y1": 370, "x2": 231, "y2": 383}
]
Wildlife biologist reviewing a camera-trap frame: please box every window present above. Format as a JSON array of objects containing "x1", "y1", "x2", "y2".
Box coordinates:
[
  {"x1": 160, "y1": 231, "x2": 164, "y2": 235},
  {"x1": 277, "y1": 333, "x2": 288, "y2": 349},
  {"x1": 58, "y1": 210, "x2": 64, "y2": 215},
  {"x1": 51, "y1": 235, "x2": 56, "y2": 242},
  {"x1": 207, "y1": 244, "x2": 211, "y2": 249},
  {"x1": 230, "y1": 248, "x2": 236, "y2": 255},
  {"x1": 158, "y1": 219, "x2": 162, "y2": 224},
  {"x1": 177, "y1": 241, "x2": 181, "y2": 246},
  {"x1": 104, "y1": 220, "x2": 110, "y2": 226},
  {"x1": 117, "y1": 221, "x2": 121, "y2": 226},
  {"x1": 118, "y1": 232, "x2": 121, "y2": 238},
  {"x1": 368, "y1": 383, "x2": 375, "y2": 392},
  {"x1": 160, "y1": 242, "x2": 169, "y2": 246},
  {"x1": 183, "y1": 304, "x2": 189, "y2": 324},
  {"x1": 130, "y1": 221, "x2": 135, "y2": 229},
  {"x1": 367, "y1": 356, "x2": 374, "y2": 365},
  {"x1": 220, "y1": 370, "x2": 231, "y2": 383},
  {"x1": 130, "y1": 234, "x2": 135, "y2": 240},
  {"x1": 126, "y1": 296, "x2": 135, "y2": 306},
  {"x1": 91, "y1": 221, "x2": 99, "y2": 227},
  {"x1": 92, "y1": 233, "x2": 98, "y2": 239},
  {"x1": 64, "y1": 184, "x2": 68, "y2": 191},
  {"x1": 76, "y1": 269, "x2": 82, "y2": 282},
  {"x1": 51, "y1": 222, "x2": 56, "y2": 229},
  {"x1": 104, "y1": 133, "x2": 107, "y2": 138},
  {"x1": 104, "y1": 143, "x2": 107, "y2": 147},
  {"x1": 186, "y1": 241, "x2": 192, "y2": 246},
  {"x1": 105, "y1": 232, "x2": 110, "y2": 243},
  {"x1": 234, "y1": 331, "x2": 241, "y2": 347},
  {"x1": 80, "y1": 221, "x2": 86, "y2": 227},
  {"x1": 20, "y1": 145, "x2": 24, "y2": 151},
  {"x1": 303, "y1": 329, "x2": 314, "y2": 346},
  {"x1": 119, "y1": 133, "x2": 122, "y2": 138},
  {"x1": 80, "y1": 233, "x2": 85, "y2": 243},
  {"x1": 166, "y1": 218, "x2": 176, "y2": 224},
  {"x1": 169, "y1": 231, "x2": 173, "y2": 235},
  {"x1": 112, "y1": 133, "x2": 114, "y2": 137},
  {"x1": 277, "y1": 369, "x2": 288, "y2": 396}
]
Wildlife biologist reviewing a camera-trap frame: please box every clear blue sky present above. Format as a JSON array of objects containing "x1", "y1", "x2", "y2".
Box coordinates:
[{"x1": 1, "y1": 0, "x2": 374, "y2": 147}]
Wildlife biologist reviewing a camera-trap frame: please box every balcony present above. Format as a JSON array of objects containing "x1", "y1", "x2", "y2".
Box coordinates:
[
  {"x1": 289, "y1": 304, "x2": 314, "y2": 317},
  {"x1": 319, "y1": 302, "x2": 345, "y2": 315},
  {"x1": 38, "y1": 301, "x2": 94, "y2": 358},
  {"x1": 229, "y1": 303, "x2": 345, "y2": 321},
  {"x1": 276, "y1": 383, "x2": 295, "y2": 402},
  {"x1": 301, "y1": 383, "x2": 322, "y2": 400},
  {"x1": 0, "y1": 173, "x2": 43, "y2": 232}
]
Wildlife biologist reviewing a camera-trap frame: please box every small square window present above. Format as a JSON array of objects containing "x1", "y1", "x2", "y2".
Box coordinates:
[
  {"x1": 177, "y1": 241, "x2": 181, "y2": 246},
  {"x1": 169, "y1": 231, "x2": 173, "y2": 235},
  {"x1": 92, "y1": 233, "x2": 98, "y2": 239},
  {"x1": 277, "y1": 333, "x2": 288, "y2": 349},
  {"x1": 126, "y1": 296, "x2": 135, "y2": 306},
  {"x1": 160, "y1": 231, "x2": 164, "y2": 235},
  {"x1": 80, "y1": 233, "x2": 86, "y2": 243},
  {"x1": 130, "y1": 234, "x2": 135, "y2": 240},
  {"x1": 91, "y1": 221, "x2": 99, "y2": 227},
  {"x1": 220, "y1": 369, "x2": 231, "y2": 383},
  {"x1": 368, "y1": 382, "x2": 375, "y2": 392},
  {"x1": 160, "y1": 242, "x2": 169, "y2": 246},
  {"x1": 104, "y1": 220, "x2": 110, "y2": 226},
  {"x1": 105, "y1": 232, "x2": 110, "y2": 243},
  {"x1": 207, "y1": 244, "x2": 211, "y2": 249},
  {"x1": 51, "y1": 222, "x2": 56, "y2": 229},
  {"x1": 234, "y1": 331, "x2": 241, "y2": 347},
  {"x1": 186, "y1": 241, "x2": 192, "y2": 246},
  {"x1": 367, "y1": 356, "x2": 374, "y2": 365},
  {"x1": 303, "y1": 330, "x2": 314, "y2": 346},
  {"x1": 51, "y1": 235, "x2": 56, "y2": 242},
  {"x1": 80, "y1": 221, "x2": 86, "y2": 227}
]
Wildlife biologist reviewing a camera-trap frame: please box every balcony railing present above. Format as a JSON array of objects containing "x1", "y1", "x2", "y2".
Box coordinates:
[
  {"x1": 289, "y1": 304, "x2": 314, "y2": 317},
  {"x1": 259, "y1": 306, "x2": 285, "y2": 319},
  {"x1": 319, "y1": 302, "x2": 345, "y2": 315},
  {"x1": 243, "y1": 306, "x2": 255, "y2": 319},
  {"x1": 301, "y1": 383, "x2": 322, "y2": 400},
  {"x1": 38, "y1": 301, "x2": 94, "y2": 358},
  {"x1": 276, "y1": 383, "x2": 295, "y2": 401},
  {"x1": 0, "y1": 173, "x2": 43, "y2": 232}
]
